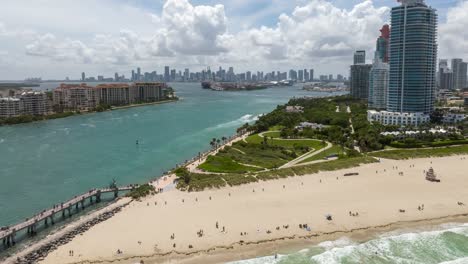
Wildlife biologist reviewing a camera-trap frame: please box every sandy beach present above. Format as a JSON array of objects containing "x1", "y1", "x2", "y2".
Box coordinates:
[{"x1": 38, "y1": 154, "x2": 468, "y2": 264}]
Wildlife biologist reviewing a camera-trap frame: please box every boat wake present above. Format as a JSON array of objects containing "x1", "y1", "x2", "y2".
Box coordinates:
[{"x1": 206, "y1": 114, "x2": 260, "y2": 131}]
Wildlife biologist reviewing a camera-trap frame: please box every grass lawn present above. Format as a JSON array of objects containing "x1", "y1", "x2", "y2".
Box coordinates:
[
  {"x1": 198, "y1": 155, "x2": 263, "y2": 173},
  {"x1": 262, "y1": 131, "x2": 281, "y2": 138},
  {"x1": 180, "y1": 156, "x2": 378, "y2": 191},
  {"x1": 199, "y1": 133, "x2": 328, "y2": 173},
  {"x1": 246, "y1": 134, "x2": 326, "y2": 150},
  {"x1": 257, "y1": 156, "x2": 378, "y2": 181},
  {"x1": 269, "y1": 125, "x2": 285, "y2": 131},
  {"x1": 370, "y1": 145, "x2": 468, "y2": 160},
  {"x1": 299, "y1": 145, "x2": 344, "y2": 163}
]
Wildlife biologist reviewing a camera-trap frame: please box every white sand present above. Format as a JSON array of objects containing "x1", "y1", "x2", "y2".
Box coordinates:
[{"x1": 40, "y1": 155, "x2": 468, "y2": 264}]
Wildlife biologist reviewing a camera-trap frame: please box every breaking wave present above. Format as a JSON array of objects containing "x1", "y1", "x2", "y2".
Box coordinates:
[{"x1": 231, "y1": 223, "x2": 468, "y2": 264}]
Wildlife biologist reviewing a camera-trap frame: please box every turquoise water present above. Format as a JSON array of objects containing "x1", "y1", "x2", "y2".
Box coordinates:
[
  {"x1": 229, "y1": 223, "x2": 468, "y2": 264},
  {"x1": 0, "y1": 82, "x2": 330, "y2": 227}
]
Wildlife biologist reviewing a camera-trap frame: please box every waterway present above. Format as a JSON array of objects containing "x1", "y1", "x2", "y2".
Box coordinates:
[{"x1": 0, "y1": 82, "x2": 338, "y2": 227}]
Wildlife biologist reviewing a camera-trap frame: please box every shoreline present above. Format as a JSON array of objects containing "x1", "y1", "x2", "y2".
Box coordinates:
[
  {"x1": 0, "y1": 98, "x2": 179, "y2": 127},
  {"x1": 88, "y1": 213, "x2": 468, "y2": 264},
  {"x1": 32, "y1": 154, "x2": 468, "y2": 264}
]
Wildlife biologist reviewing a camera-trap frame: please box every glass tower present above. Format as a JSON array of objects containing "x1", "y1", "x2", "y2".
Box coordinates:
[{"x1": 388, "y1": 0, "x2": 437, "y2": 114}]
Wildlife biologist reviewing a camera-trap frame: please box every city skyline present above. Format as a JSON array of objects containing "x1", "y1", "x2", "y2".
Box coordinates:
[
  {"x1": 76, "y1": 66, "x2": 337, "y2": 83},
  {"x1": 0, "y1": 0, "x2": 466, "y2": 80}
]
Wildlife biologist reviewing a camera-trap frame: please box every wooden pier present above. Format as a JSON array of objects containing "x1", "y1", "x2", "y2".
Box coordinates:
[{"x1": 1, "y1": 185, "x2": 136, "y2": 247}]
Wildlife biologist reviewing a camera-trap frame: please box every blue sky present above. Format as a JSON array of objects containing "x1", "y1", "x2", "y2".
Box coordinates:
[{"x1": 0, "y1": 0, "x2": 466, "y2": 79}]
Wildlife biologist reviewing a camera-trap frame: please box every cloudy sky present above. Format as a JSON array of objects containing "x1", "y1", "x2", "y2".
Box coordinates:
[{"x1": 0, "y1": 0, "x2": 466, "y2": 80}]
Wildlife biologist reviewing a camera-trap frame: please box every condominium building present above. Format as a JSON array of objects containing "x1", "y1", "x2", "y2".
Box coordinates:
[
  {"x1": 134, "y1": 82, "x2": 168, "y2": 103},
  {"x1": 96, "y1": 84, "x2": 137, "y2": 106},
  {"x1": 388, "y1": 0, "x2": 438, "y2": 114},
  {"x1": 353, "y1": 50, "x2": 366, "y2": 65},
  {"x1": 368, "y1": 57, "x2": 389, "y2": 110},
  {"x1": 442, "y1": 113, "x2": 466, "y2": 124},
  {"x1": 53, "y1": 83, "x2": 100, "y2": 111},
  {"x1": 20, "y1": 91, "x2": 50, "y2": 116},
  {"x1": 0, "y1": 97, "x2": 21, "y2": 118},
  {"x1": 350, "y1": 64, "x2": 372, "y2": 100},
  {"x1": 452, "y1": 59, "x2": 467, "y2": 90},
  {"x1": 368, "y1": 110, "x2": 430, "y2": 126}
]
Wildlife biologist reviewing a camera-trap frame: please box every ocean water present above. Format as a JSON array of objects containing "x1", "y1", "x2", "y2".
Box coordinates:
[
  {"x1": 0, "y1": 82, "x2": 335, "y2": 227},
  {"x1": 229, "y1": 223, "x2": 468, "y2": 264}
]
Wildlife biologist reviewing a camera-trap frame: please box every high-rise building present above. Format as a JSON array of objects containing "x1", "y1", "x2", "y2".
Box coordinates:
[
  {"x1": 310, "y1": 69, "x2": 314, "y2": 81},
  {"x1": 170, "y1": 69, "x2": 176, "y2": 82},
  {"x1": 328, "y1": 74, "x2": 333, "y2": 81},
  {"x1": 350, "y1": 64, "x2": 372, "y2": 100},
  {"x1": 438, "y1": 60, "x2": 453, "y2": 90},
  {"x1": 387, "y1": 0, "x2": 437, "y2": 114},
  {"x1": 376, "y1": 25, "x2": 390, "y2": 63},
  {"x1": 246, "y1": 71, "x2": 252, "y2": 82},
  {"x1": 137, "y1": 68, "x2": 141, "y2": 81},
  {"x1": 289, "y1": 70, "x2": 297, "y2": 80},
  {"x1": 304, "y1": 70, "x2": 309, "y2": 82},
  {"x1": 452, "y1": 59, "x2": 467, "y2": 90},
  {"x1": 298, "y1": 70, "x2": 304, "y2": 82},
  {"x1": 0, "y1": 98, "x2": 21, "y2": 118},
  {"x1": 53, "y1": 83, "x2": 100, "y2": 111},
  {"x1": 81, "y1": 72, "x2": 86, "y2": 82},
  {"x1": 184, "y1": 69, "x2": 189, "y2": 81},
  {"x1": 114, "y1": 73, "x2": 119, "y2": 82},
  {"x1": 164, "y1": 66, "x2": 170, "y2": 82},
  {"x1": 19, "y1": 91, "x2": 50, "y2": 116},
  {"x1": 353, "y1": 50, "x2": 366, "y2": 64},
  {"x1": 368, "y1": 57, "x2": 389, "y2": 110},
  {"x1": 131, "y1": 70, "x2": 135, "y2": 82}
]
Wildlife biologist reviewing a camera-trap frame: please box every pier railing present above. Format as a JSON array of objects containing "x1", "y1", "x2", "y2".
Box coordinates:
[{"x1": 1, "y1": 185, "x2": 136, "y2": 247}]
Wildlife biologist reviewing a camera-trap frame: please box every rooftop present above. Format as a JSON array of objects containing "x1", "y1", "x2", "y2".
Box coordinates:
[
  {"x1": 56, "y1": 83, "x2": 95, "y2": 90},
  {"x1": 96, "y1": 84, "x2": 130, "y2": 89},
  {"x1": 0, "y1": 97, "x2": 20, "y2": 102}
]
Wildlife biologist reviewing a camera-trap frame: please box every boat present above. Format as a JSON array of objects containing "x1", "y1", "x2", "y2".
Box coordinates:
[
  {"x1": 201, "y1": 81, "x2": 212, "y2": 89},
  {"x1": 426, "y1": 168, "x2": 440, "y2": 182}
]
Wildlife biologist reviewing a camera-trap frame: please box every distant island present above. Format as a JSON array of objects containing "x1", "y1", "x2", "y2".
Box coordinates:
[
  {"x1": 201, "y1": 80, "x2": 292, "y2": 91},
  {"x1": 0, "y1": 82, "x2": 178, "y2": 126}
]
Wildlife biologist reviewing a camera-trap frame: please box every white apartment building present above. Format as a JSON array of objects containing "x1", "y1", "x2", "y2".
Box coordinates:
[
  {"x1": 19, "y1": 91, "x2": 50, "y2": 116},
  {"x1": 368, "y1": 110, "x2": 430, "y2": 126},
  {"x1": 53, "y1": 84, "x2": 100, "y2": 111},
  {"x1": 442, "y1": 113, "x2": 466, "y2": 124},
  {"x1": 0, "y1": 97, "x2": 21, "y2": 118}
]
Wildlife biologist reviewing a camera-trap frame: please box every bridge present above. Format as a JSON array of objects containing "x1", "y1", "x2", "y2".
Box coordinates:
[{"x1": 1, "y1": 185, "x2": 136, "y2": 247}]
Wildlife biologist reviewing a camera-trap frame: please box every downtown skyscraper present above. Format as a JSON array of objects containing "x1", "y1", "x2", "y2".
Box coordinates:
[{"x1": 387, "y1": 0, "x2": 437, "y2": 114}]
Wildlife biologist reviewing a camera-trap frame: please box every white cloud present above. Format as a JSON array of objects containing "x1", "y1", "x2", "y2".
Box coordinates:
[
  {"x1": 216, "y1": 0, "x2": 389, "y2": 70},
  {"x1": 0, "y1": 0, "x2": 464, "y2": 79},
  {"x1": 439, "y1": 1, "x2": 468, "y2": 60}
]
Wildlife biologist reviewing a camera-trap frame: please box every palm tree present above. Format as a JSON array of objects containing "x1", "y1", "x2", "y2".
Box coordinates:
[
  {"x1": 222, "y1": 136, "x2": 227, "y2": 144},
  {"x1": 216, "y1": 139, "x2": 221, "y2": 149},
  {"x1": 210, "y1": 139, "x2": 215, "y2": 149}
]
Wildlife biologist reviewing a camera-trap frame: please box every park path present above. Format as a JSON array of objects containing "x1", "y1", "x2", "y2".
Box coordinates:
[{"x1": 279, "y1": 141, "x2": 333, "y2": 169}]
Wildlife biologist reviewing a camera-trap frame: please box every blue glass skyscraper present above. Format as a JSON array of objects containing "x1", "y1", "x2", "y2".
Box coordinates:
[{"x1": 388, "y1": 0, "x2": 437, "y2": 114}]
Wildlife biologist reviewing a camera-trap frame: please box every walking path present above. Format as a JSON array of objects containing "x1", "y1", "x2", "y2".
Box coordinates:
[
  {"x1": 186, "y1": 133, "x2": 250, "y2": 174},
  {"x1": 279, "y1": 142, "x2": 333, "y2": 168}
]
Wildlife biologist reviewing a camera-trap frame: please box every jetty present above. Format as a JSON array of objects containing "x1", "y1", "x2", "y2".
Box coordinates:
[{"x1": 1, "y1": 185, "x2": 136, "y2": 248}]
